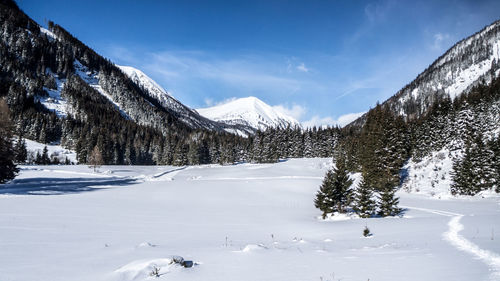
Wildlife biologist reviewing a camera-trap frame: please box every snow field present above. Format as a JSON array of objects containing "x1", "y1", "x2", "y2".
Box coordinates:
[{"x1": 0, "y1": 158, "x2": 499, "y2": 281}]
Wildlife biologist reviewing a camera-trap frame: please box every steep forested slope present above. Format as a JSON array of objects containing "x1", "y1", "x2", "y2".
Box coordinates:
[{"x1": 339, "y1": 20, "x2": 500, "y2": 196}]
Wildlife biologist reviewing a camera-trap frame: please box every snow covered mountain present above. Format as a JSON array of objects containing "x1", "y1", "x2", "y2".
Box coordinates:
[
  {"x1": 116, "y1": 65, "x2": 228, "y2": 131},
  {"x1": 196, "y1": 96, "x2": 301, "y2": 132},
  {"x1": 117, "y1": 65, "x2": 173, "y2": 99},
  {"x1": 116, "y1": 65, "x2": 256, "y2": 135},
  {"x1": 350, "y1": 20, "x2": 500, "y2": 126}
]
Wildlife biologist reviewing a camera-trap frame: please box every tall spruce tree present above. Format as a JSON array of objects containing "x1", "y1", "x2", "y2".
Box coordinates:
[
  {"x1": 40, "y1": 146, "x2": 50, "y2": 165},
  {"x1": 378, "y1": 181, "x2": 401, "y2": 217},
  {"x1": 450, "y1": 135, "x2": 495, "y2": 195},
  {"x1": 353, "y1": 175, "x2": 376, "y2": 218},
  {"x1": 314, "y1": 156, "x2": 353, "y2": 218},
  {"x1": 14, "y1": 135, "x2": 27, "y2": 164}
]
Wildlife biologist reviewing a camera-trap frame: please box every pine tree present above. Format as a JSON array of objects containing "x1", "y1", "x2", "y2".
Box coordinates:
[
  {"x1": 353, "y1": 176, "x2": 376, "y2": 218},
  {"x1": 450, "y1": 134, "x2": 496, "y2": 195},
  {"x1": 187, "y1": 141, "x2": 200, "y2": 165},
  {"x1": 358, "y1": 105, "x2": 408, "y2": 191},
  {"x1": 0, "y1": 99, "x2": 18, "y2": 183},
  {"x1": 40, "y1": 146, "x2": 50, "y2": 165},
  {"x1": 314, "y1": 156, "x2": 353, "y2": 218},
  {"x1": 14, "y1": 135, "x2": 27, "y2": 164},
  {"x1": 173, "y1": 143, "x2": 188, "y2": 166},
  {"x1": 315, "y1": 169, "x2": 334, "y2": 219},
  {"x1": 378, "y1": 182, "x2": 401, "y2": 217},
  {"x1": 35, "y1": 151, "x2": 42, "y2": 164},
  {"x1": 473, "y1": 134, "x2": 496, "y2": 191}
]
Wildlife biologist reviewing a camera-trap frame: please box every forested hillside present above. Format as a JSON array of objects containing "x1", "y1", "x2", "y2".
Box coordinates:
[{"x1": 336, "y1": 72, "x2": 500, "y2": 196}]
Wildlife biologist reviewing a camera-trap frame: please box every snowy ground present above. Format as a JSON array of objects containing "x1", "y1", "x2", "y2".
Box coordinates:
[{"x1": 0, "y1": 158, "x2": 499, "y2": 281}]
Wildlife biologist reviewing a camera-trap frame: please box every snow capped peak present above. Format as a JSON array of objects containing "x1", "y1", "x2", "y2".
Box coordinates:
[
  {"x1": 117, "y1": 65, "x2": 173, "y2": 99},
  {"x1": 197, "y1": 96, "x2": 301, "y2": 131}
]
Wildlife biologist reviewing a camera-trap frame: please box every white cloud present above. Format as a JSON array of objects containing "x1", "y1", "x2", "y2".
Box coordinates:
[
  {"x1": 302, "y1": 116, "x2": 337, "y2": 128},
  {"x1": 286, "y1": 58, "x2": 293, "y2": 73},
  {"x1": 431, "y1": 33, "x2": 450, "y2": 50},
  {"x1": 303, "y1": 111, "x2": 365, "y2": 128},
  {"x1": 335, "y1": 112, "x2": 365, "y2": 126},
  {"x1": 204, "y1": 97, "x2": 214, "y2": 107},
  {"x1": 214, "y1": 97, "x2": 237, "y2": 106},
  {"x1": 272, "y1": 104, "x2": 307, "y2": 120},
  {"x1": 199, "y1": 97, "x2": 240, "y2": 109},
  {"x1": 296, "y1": 63, "x2": 309, "y2": 73},
  {"x1": 364, "y1": 0, "x2": 395, "y2": 23}
]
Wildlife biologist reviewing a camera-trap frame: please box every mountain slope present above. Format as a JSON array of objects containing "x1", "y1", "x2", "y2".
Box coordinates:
[
  {"x1": 337, "y1": 20, "x2": 500, "y2": 197},
  {"x1": 350, "y1": 20, "x2": 500, "y2": 127},
  {"x1": 117, "y1": 65, "x2": 173, "y2": 99},
  {"x1": 197, "y1": 96, "x2": 301, "y2": 131},
  {"x1": 116, "y1": 65, "x2": 240, "y2": 132}
]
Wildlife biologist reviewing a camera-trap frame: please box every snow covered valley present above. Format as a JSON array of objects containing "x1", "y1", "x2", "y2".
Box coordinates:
[{"x1": 0, "y1": 158, "x2": 499, "y2": 281}]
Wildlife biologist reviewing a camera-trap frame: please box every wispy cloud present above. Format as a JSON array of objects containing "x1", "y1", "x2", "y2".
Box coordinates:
[
  {"x1": 272, "y1": 104, "x2": 307, "y2": 120},
  {"x1": 346, "y1": 0, "x2": 397, "y2": 47},
  {"x1": 431, "y1": 32, "x2": 451, "y2": 51},
  {"x1": 203, "y1": 97, "x2": 214, "y2": 107},
  {"x1": 286, "y1": 57, "x2": 311, "y2": 73},
  {"x1": 302, "y1": 115, "x2": 337, "y2": 128},
  {"x1": 364, "y1": 0, "x2": 395, "y2": 23},
  {"x1": 296, "y1": 62, "x2": 309, "y2": 73},
  {"x1": 303, "y1": 111, "x2": 365, "y2": 128},
  {"x1": 335, "y1": 112, "x2": 365, "y2": 126},
  {"x1": 142, "y1": 50, "x2": 312, "y2": 102},
  {"x1": 201, "y1": 97, "x2": 238, "y2": 108}
]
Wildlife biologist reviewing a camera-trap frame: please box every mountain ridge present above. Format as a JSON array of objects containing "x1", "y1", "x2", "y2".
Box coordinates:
[
  {"x1": 348, "y1": 19, "x2": 500, "y2": 127},
  {"x1": 197, "y1": 96, "x2": 301, "y2": 132}
]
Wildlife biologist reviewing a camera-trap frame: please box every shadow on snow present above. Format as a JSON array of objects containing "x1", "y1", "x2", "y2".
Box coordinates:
[{"x1": 0, "y1": 176, "x2": 138, "y2": 196}]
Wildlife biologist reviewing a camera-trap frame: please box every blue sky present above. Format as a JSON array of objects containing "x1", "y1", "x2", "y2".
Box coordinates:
[{"x1": 19, "y1": 0, "x2": 500, "y2": 126}]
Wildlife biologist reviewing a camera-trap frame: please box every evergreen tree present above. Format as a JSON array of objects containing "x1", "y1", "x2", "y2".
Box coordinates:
[
  {"x1": 314, "y1": 156, "x2": 353, "y2": 218},
  {"x1": 35, "y1": 151, "x2": 42, "y2": 164},
  {"x1": 353, "y1": 176, "x2": 376, "y2": 218},
  {"x1": 14, "y1": 134, "x2": 27, "y2": 163},
  {"x1": 378, "y1": 182, "x2": 401, "y2": 217},
  {"x1": 40, "y1": 146, "x2": 50, "y2": 165},
  {"x1": 173, "y1": 143, "x2": 188, "y2": 166},
  {"x1": 0, "y1": 99, "x2": 18, "y2": 183},
  {"x1": 314, "y1": 169, "x2": 334, "y2": 219},
  {"x1": 187, "y1": 141, "x2": 200, "y2": 165},
  {"x1": 450, "y1": 135, "x2": 495, "y2": 195}
]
